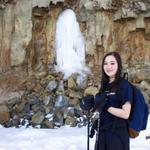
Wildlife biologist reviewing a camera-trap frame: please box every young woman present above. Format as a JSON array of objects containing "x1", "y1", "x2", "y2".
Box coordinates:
[{"x1": 93, "y1": 51, "x2": 133, "y2": 150}]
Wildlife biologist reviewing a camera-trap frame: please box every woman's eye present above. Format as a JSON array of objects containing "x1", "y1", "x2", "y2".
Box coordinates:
[
  {"x1": 111, "y1": 62, "x2": 115, "y2": 65},
  {"x1": 104, "y1": 62, "x2": 108, "y2": 65}
]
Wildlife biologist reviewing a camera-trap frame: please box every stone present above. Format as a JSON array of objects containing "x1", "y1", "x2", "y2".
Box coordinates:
[
  {"x1": 140, "y1": 80, "x2": 150, "y2": 91},
  {"x1": 46, "y1": 80, "x2": 58, "y2": 91},
  {"x1": 0, "y1": 105, "x2": 10, "y2": 124},
  {"x1": 76, "y1": 74, "x2": 88, "y2": 89},
  {"x1": 0, "y1": 91, "x2": 24, "y2": 104},
  {"x1": 68, "y1": 77, "x2": 77, "y2": 89},
  {"x1": 43, "y1": 119, "x2": 54, "y2": 128},
  {"x1": 68, "y1": 90, "x2": 82, "y2": 99},
  {"x1": 68, "y1": 98, "x2": 79, "y2": 106},
  {"x1": 84, "y1": 86, "x2": 98, "y2": 96},
  {"x1": 31, "y1": 111, "x2": 45, "y2": 125},
  {"x1": 55, "y1": 95, "x2": 69, "y2": 108},
  {"x1": 57, "y1": 80, "x2": 64, "y2": 93},
  {"x1": 65, "y1": 116, "x2": 77, "y2": 127}
]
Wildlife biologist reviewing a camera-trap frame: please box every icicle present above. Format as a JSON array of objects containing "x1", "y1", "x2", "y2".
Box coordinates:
[{"x1": 55, "y1": 9, "x2": 90, "y2": 78}]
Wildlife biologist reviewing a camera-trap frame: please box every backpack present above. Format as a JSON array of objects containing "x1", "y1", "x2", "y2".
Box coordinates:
[{"x1": 123, "y1": 73, "x2": 149, "y2": 138}]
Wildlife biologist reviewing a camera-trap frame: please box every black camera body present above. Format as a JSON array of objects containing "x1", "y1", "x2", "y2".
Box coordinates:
[
  {"x1": 80, "y1": 95, "x2": 94, "y2": 111},
  {"x1": 80, "y1": 92, "x2": 108, "y2": 111}
]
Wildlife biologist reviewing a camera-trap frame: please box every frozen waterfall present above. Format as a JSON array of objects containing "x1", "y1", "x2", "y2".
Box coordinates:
[{"x1": 55, "y1": 9, "x2": 90, "y2": 78}]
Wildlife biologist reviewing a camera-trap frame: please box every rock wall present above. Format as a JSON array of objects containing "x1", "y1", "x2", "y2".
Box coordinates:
[{"x1": 0, "y1": 0, "x2": 150, "y2": 128}]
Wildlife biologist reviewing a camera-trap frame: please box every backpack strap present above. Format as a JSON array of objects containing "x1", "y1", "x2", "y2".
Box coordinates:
[{"x1": 123, "y1": 72, "x2": 128, "y2": 80}]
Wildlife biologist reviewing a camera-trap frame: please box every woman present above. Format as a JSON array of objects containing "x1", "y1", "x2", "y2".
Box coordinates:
[{"x1": 93, "y1": 51, "x2": 133, "y2": 150}]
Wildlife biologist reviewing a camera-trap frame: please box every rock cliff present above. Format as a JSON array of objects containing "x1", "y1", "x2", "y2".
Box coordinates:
[{"x1": 0, "y1": 0, "x2": 149, "y2": 128}]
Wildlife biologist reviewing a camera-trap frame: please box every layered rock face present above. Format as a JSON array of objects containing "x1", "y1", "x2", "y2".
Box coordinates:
[{"x1": 0, "y1": 0, "x2": 150, "y2": 128}]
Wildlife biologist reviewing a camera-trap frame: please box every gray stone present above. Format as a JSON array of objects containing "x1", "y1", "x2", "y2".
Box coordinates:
[
  {"x1": 55, "y1": 95, "x2": 69, "y2": 108},
  {"x1": 46, "y1": 80, "x2": 58, "y2": 91},
  {"x1": 31, "y1": 111, "x2": 45, "y2": 124}
]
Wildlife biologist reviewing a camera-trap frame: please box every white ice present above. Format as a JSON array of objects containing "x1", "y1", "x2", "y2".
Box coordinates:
[{"x1": 55, "y1": 9, "x2": 90, "y2": 78}]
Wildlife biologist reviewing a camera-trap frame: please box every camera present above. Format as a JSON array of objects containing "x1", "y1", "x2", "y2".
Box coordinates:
[{"x1": 80, "y1": 95, "x2": 94, "y2": 111}]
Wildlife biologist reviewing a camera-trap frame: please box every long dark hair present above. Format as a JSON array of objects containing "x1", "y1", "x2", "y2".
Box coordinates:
[{"x1": 100, "y1": 51, "x2": 122, "y2": 92}]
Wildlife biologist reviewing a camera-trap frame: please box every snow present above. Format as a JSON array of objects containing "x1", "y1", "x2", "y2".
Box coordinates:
[{"x1": 0, "y1": 115, "x2": 149, "y2": 150}]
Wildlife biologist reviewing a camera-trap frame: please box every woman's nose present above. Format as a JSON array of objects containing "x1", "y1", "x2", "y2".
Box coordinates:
[{"x1": 107, "y1": 64, "x2": 112, "y2": 69}]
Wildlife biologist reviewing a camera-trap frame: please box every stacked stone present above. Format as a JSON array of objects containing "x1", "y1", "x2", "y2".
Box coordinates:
[
  {"x1": 0, "y1": 70, "x2": 150, "y2": 129},
  {"x1": 0, "y1": 72, "x2": 99, "y2": 128}
]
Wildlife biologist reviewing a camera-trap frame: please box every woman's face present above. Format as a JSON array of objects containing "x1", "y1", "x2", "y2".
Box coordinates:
[{"x1": 103, "y1": 55, "x2": 118, "y2": 78}]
